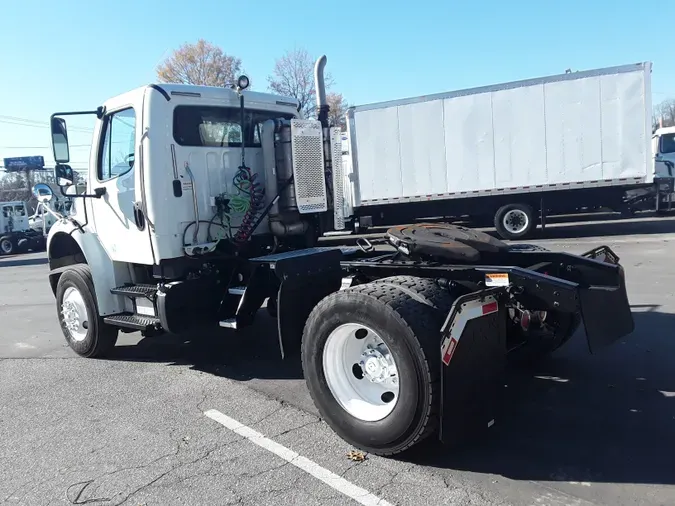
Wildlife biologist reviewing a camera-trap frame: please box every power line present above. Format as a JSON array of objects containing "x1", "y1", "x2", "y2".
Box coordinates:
[
  {"x1": 0, "y1": 115, "x2": 94, "y2": 133},
  {"x1": 0, "y1": 144, "x2": 91, "y2": 149}
]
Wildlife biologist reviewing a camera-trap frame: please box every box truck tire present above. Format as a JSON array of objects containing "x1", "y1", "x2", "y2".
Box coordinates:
[{"x1": 494, "y1": 203, "x2": 535, "y2": 240}]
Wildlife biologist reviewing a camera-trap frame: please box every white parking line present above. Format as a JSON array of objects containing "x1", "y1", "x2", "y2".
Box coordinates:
[{"x1": 204, "y1": 409, "x2": 393, "y2": 506}]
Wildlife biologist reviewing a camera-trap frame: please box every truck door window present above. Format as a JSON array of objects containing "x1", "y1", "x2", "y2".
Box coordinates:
[{"x1": 98, "y1": 108, "x2": 136, "y2": 181}]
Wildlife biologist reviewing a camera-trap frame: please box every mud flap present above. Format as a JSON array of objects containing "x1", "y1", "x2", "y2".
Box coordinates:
[
  {"x1": 277, "y1": 273, "x2": 342, "y2": 358},
  {"x1": 439, "y1": 288, "x2": 507, "y2": 446},
  {"x1": 579, "y1": 245, "x2": 635, "y2": 352},
  {"x1": 249, "y1": 247, "x2": 344, "y2": 359},
  {"x1": 578, "y1": 270, "x2": 634, "y2": 352}
]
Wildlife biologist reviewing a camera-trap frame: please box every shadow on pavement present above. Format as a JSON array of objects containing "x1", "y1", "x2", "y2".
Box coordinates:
[
  {"x1": 110, "y1": 303, "x2": 675, "y2": 485},
  {"x1": 0, "y1": 256, "x2": 49, "y2": 268},
  {"x1": 320, "y1": 212, "x2": 675, "y2": 245},
  {"x1": 414, "y1": 307, "x2": 675, "y2": 486},
  {"x1": 111, "y1": 311, "x2": 304, "y2": 381},
  {"x1": 534, "y1": 213, "x2": 675, "y2": 240}
]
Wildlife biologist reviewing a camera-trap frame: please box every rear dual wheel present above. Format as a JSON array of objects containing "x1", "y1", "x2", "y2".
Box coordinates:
[{"x1": 301, "y1": 276, "x2": 456, "y2": 456}]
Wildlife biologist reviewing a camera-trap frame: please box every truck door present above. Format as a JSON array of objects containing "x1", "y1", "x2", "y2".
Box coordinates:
[{"x1": 89, "y1": 103, "x2": 155, "y2": 265}]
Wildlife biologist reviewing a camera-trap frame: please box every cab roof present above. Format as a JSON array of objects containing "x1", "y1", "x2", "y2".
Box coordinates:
[{"x1": 131, "y1": 83, "x2": 302, "y2": 112}]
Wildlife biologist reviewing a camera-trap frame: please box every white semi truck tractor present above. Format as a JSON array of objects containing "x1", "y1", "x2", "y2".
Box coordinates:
[{"x1": 44, "y1": 55, "x2": 635, "y2": 456}]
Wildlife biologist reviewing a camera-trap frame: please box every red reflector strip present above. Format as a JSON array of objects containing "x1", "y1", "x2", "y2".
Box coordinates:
[
  {"x1": 482, "y1": 301, "x2": 498, "y2": 314},
  {"x1": 442, "y1": 337, "x2": 458, "y2": 365}
]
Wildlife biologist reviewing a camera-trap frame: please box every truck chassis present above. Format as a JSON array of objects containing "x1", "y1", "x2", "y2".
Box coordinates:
[{"x1": 48, "y1": 223, "x2": 633, "y2": 456}]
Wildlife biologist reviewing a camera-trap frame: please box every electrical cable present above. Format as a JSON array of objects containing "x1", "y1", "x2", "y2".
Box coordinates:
[{"x1": 182, "y1": 220, "x2": 228, "y2": 247}]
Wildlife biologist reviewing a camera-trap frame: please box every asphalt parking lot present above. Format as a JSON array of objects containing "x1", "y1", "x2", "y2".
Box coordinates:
[{"x1": 2, "y1": 213, "x2": 675, "y2": 506}]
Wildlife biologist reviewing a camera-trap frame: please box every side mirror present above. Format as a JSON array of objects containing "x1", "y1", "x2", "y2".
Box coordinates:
[
  {"x1": 32, "y1": 183, "x2": 54, "y2": 203},
  {"x1": 51, "y1": 116, "x2": 70, "y2": 163},
  {"x1": 54, "y1": 164, "x2": 75, "y2": 187}
]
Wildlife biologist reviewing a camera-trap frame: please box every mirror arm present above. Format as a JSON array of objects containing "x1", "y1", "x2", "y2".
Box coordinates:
[{"x1": 59, "y1": 186, "x2": 106, "y2": 199}]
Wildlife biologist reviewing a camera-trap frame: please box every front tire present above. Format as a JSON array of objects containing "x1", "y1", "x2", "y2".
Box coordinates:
[
  {"x1": 301, "y1": 277, "x2": 455, "y2": 456},
  {"x1": 0, "y1": 236, "x2": 15, "y2": 255},
  {"x1": 56, "y1": 264, "x2": 118, "y2": 358}
]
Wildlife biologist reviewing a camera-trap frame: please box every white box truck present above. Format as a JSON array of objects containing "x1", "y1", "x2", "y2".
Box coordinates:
[{"x1": 342, "y1": 62, "x2": 674, "y2": 239}]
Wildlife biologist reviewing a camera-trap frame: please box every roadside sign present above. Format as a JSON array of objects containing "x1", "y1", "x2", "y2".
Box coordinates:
[{"x1": 3, "y1": 156, "x2": 46, "y2": 171}]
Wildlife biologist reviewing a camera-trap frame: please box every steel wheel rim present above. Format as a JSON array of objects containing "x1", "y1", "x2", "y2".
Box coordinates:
[
  {"x1": 503, "y1": 209, "x2": 529, "y2": 234},
  {"x1": 61, "y1": 286, "x2": 89, "y2": 342},
  {"x1": 0, "y1": 240, "x2": 12, "y2": 253},
  {"x1": 323, "y1": 323, "x2": 400, "y2": 422}
]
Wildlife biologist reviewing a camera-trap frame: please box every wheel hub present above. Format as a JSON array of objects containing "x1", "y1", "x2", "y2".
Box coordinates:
[
  {"x1": 503, "y1": 209, "x2": 529, "y2": 234},
  {"x1": 360, "y1": 346, "x2": 397, "y2": 384},
  {"x1": 323, "y1": 323, "x2": 401, "y2": 422},
  {"x1": 62, "y1": 300, "x2": 81, "y2": 332},
  {"x1": 61, "y1": 286, "x2": 88, "y2": 342}
]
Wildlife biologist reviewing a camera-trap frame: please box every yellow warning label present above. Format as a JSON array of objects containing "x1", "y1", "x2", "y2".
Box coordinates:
[{"x1": 485, "y1": 272, "x2": 509, "y2": 287}]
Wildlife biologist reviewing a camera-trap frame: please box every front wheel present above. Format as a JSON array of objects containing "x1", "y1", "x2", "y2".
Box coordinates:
[
  {"x1": 56, "y1": 264, "x2": 118, "y2": 358},
  {"x1": 301, "y1": 278, "x2": 454, "y2": 456},
  {"x1": 0, "y1": 236, "x2": 15, "y2": 255}
]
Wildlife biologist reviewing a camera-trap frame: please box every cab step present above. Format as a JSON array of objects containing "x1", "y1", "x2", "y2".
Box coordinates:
[
  {"x1": 111, "y1": 284, "x2": 157, "y2": 299},
  {"x1": 104, "y1": 313, "x2": 161, "y2": 331},
  {"x1": 219, "y1": 318, "x2": 237, "y2": 329}
]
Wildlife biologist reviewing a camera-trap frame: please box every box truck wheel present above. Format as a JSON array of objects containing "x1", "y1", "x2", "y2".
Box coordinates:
[
  {"x1": 0, "y1": 236, "x2": 15, "y2": 255},
  {"x1": 55, "y1": 264, "x2": 118, "y2": 358},
  {"x1": 301, "y1": 277, "x2": 455, "y2": 456},
  {"x1": 494, "y1": 203, "x2": 535, "y2": 240}
]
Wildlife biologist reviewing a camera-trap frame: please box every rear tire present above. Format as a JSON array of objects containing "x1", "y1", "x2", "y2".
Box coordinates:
[
  {"x1": 301, "y1": 276, "x2": 456, "y2": 456},
  {"x1": 494, "y1": 203, "x2": 536, "y2": 240},
  {"x1": 55, "y1": 264, "x2": 118, "y2": 358}
]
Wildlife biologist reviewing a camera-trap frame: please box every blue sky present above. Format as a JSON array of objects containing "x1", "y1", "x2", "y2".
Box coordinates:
[{"x1": 1, "y1": 0, "x2": 672, "y2": 171}]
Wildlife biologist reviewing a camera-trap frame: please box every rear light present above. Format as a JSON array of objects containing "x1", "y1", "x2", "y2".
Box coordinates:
[{"x1": 520, "y1": 310, "x2": 531, "y2": 331}]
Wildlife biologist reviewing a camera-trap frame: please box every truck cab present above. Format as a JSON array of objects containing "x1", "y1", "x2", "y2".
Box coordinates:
[
  {"x1": 652, "y1": 126, "x2": 675, "y2": 178},
  {"x1": 49, "y1": 83, "x2": 303, "y2": 268},
  {"x1": 45, "y1": 67, "x2": 345, "y2": 335},
  {"x1": 1, "y1": 201, "x2": 29, "y2": 233}
]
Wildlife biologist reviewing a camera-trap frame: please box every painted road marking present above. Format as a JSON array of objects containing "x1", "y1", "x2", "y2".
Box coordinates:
[{"x1": 204, "y1": 409, "x2": 394, "y2": 506}]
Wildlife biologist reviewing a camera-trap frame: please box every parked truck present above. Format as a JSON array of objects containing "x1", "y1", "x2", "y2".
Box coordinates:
[
  {"x1": 341, "y1": 62, "x2": 673, "y2": 239},
  {"x1": 43, "y1": 56, "x2": 634, "y2": 456},
  {"x1": 0, "y1": 199, "x2": 46, "y2": 254}
]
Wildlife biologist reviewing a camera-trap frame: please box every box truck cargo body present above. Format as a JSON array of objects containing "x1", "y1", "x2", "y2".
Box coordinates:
[{"x1": 342, "y1": 62, "x2": 674, "y2": 239}]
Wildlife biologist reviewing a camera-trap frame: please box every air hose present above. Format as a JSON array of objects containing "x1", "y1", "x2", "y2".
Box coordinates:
[{"x1": 232, "y1": 165, "x2": 265, "y2": 244}]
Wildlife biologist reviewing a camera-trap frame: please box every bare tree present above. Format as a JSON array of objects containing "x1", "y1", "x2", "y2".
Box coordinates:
[
  {"x1": 0, "y1": 172, "x2": 28, "y2": 202},
  {"x1": 653, "y1": 98, "x2": 675, "y2": 131},
  {"x1": 267, "y1": 47, "x2": 336, "y2": 118},
  {"x1": 156, "y1": 39, "x2": 243, "y2": 87},
  {"x1": 326, "y1": 92, "x2": 350, "y2": 130}
]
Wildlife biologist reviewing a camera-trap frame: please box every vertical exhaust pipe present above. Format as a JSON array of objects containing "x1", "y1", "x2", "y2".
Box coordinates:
[{"x1": 314, "y1": 55, "x2": 329, "y2": 128}]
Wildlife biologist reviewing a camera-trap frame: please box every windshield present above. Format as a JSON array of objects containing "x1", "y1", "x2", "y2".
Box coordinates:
[{"x1": 173, "y1": 105, "x2": 295, "y2": 148}]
